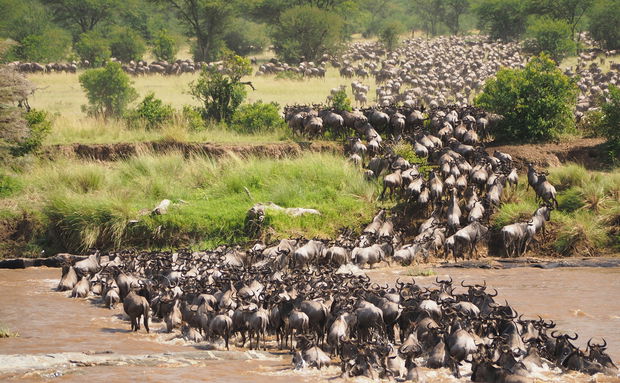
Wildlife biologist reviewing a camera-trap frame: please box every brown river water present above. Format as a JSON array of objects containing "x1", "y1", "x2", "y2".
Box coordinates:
[{"x1": 0, "y1": 266, "x2": 619, "y2": 382}]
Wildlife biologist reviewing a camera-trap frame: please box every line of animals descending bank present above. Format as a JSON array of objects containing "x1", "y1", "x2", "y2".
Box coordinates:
[
  {"x1": 57, "y1": 250, "x2": 618, "y2": 381},
  {"x1": 284, "y1": 103, "x2": 557, "y2": 263}
]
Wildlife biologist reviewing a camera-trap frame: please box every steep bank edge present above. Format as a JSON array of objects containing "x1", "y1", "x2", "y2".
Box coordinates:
[{"x1": 42, "y1": 141, "x2": 343, "y2": 161}]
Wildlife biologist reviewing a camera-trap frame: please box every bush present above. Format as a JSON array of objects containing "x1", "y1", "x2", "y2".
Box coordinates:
[
  {"x1": 109, "y1": 27, "x2": 146, "y2": 62},
  {"x1": 10, "y1": 109, "x2": 52, "y2": 157},
  {"x1": 474, "y1": 0, "x2": 528, "y2": 41},
  {"x1": 125, "y1": 93, "x2": 174, "y2": 130},
  {"x1": 474, "y1": 54, "x2": 578, "y2": 142},
  {"x1": 523, "y1": 17, "x2": 576, "y2": 62},
  {"x1": 182, "y1": 106, "x2": 207, "y2": 131},
  {"x1": 600, "y1": 85, "x2": 620, "y2": 160},
  {"x1": 588, "y1": 0, "x2": 620, "y2": 50},
  {"x1": 379, "y1": 21, "x2": 403, "y2": 51},
  {"x1": 79, "y1": 62, "x2": 138, "y2": 119},
  {"x1": 189, "y1": 53, "x2": 252, "y2": 122},
  {"x1": 12, "y1": 28, "x2": 71, "y2": 62},
  {"x1": 390, "y1": 141, "x2": 430, "y2": 174},
  {"x1": 231, "y1": 101, "x2": 285, "y2": 134},
  {"x1": 223, "y1": 19, "x2": 269, "y2": 56},
  {"x1": 152, "y1": 29, "x2": 178, "y2": 62},
  {"x1": 76, "y1": 31, "x2": 111, "y2": 67},
  {"x1": 331, "y1": 89, "x2": 352, "y2": 112},
  {"x1": 271, "y1": 5, "x2": 345, "y2": 63}
]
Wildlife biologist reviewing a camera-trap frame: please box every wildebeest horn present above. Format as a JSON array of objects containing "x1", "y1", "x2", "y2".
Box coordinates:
[
  {"x1": 461, "y1": 280, "x2": 473, "y2": 288},
  {"x1": 488, "y1": 288, "x2": 498, "y2": 297},
  {"x1": 551, "y1": 330, "x2": 560, "y2": 339},
  {"x1": 567, "y1": 332, "x2": 578, "y2": 341}
]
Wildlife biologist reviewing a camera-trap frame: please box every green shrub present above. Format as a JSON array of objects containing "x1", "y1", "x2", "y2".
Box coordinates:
[
  {"x1": 588, "y1": 0, "x2": 620, "y2": 50},
  {"x1": 475, "y1": 54, "x2": 578, "y2": 142},
  {"x1": 600, "y1": 85, "x2": 620, "y2": 160},
  {"x1": 232, "y1": 101, "x2": 285, "y2": 134},
  {"x1": 189, "y1": 53, "x2": 252, "y2": 122},
  {"x1": 271, "y1": 5, "x2": 345, "y2": 63},
  {"x1": 126, "y1": 93, "x2": 174, "y2": 130},
  {"x1": 12, "y1": 28, "x2": 71, "y2": 62},
  {"x1": 523, "y1": 17, "x2": 576, "y2": 62},
  {"x1": 9, "y1": 109, "x2": 52, "y2": 157},
  {"x1": 182, "y1": 106, "x2": 207, "y2": 131},
  {"x1": 109, "y1": 27, "x2": 146, "y2": 62},
  {"x1": 76, "y1": 31, "x2": 111, "y2": 67},
  {"x1": 79, "y1": 62, "x2": 138, "y2": 119},
  {"x1": 223, "y1": 19, "x2": 269, "y2": 56},
  {"x1": 152, "y1": 29, "x2": 178, "y2": 62},
  {"x1": 474, "y1": 0, "x2": 528, "y2": 41},
  {"x1": 379, "y1": 21, "x2": 403, "y2": 51},
  {"x1": 331, "y1": 89, "x2": 352, "y2": 112},
  {"x1": 391, "y1": 141, "x2": 430, "y2": 174},
  {"x1": 576, "y1": 109, "x2": 604, "y2": 137}
]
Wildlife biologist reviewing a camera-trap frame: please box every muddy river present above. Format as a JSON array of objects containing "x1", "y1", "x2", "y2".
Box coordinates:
[{"x1": 0, "y1": 266, "x2": 619, "y2": 382}]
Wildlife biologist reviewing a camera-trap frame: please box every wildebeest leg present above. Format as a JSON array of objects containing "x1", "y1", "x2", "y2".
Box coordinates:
[{"x1": 143, "y1": 312, "x2": 149, "y2": 333}]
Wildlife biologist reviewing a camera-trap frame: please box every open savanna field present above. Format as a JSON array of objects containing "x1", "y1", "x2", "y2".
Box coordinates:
[{"x1": 27, "y1": 65, "x2": 379, "y2": 145}]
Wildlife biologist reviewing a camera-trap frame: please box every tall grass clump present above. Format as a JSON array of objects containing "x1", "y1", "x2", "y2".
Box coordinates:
[
  {"x1": 5, "y1": 152, "x2": 378, "y2": 252},
  {"x1": 493, "y1": 163, "x2": 620, "y2": 257}
]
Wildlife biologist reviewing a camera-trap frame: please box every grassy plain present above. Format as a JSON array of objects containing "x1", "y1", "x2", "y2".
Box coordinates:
[{"x1": 27, "y1": 65, "x2": 379, "y2": 145}]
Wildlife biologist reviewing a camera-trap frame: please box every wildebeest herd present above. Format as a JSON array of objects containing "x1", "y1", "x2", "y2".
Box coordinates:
[
  {"x1": 54, "y1": 102, "x2": 616, "y2": 381},
  {"x1": 57, "y1": 246, "x2": 618, "y2": 381},
  {"x1": 8, "y1": 34, "x2": 619, "y2": 115},
  {"x1": 284, "y1": 102, "x2": 558, "y2": 264}
]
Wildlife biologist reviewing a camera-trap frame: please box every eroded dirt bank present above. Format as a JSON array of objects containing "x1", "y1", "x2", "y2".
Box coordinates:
[
  {"x1": 42, "y1": 140, "x2": 342, "y2": 162},
  {"x1": 1, "y1": 267, "x2": 619, "y2": 382}
]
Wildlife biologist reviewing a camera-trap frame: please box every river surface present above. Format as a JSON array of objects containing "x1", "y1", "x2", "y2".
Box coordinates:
[{"x1": 0, "y1": 266, "x2": 619, "y2": 382}]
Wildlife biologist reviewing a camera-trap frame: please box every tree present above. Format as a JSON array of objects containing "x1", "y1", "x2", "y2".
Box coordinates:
[
  {"x1": 271, "y1": 5, "x2": 345, "y2": 63},
  {"x1": 0, "y1": 66, "x2": 34, "y2": 146},
  {"x1": 223, "y1": 19, "x2": 269, "y2": 56},
  {"x1": 152, "y1": 29, "x2": 178, "y2": 62},
  {"x1": 474, "y1": 0, "x2": 528, "y2": 41},
  {"x1": 600, "y1": 85, "x2": 620, "y2": 159},
  {"x1": 76, "y1": 31, "x2": 111, "y2": 67},
  {"x1": 443, "y1": 0, "x2": 470, "y2": 35},
  {"x1": 379, "y1": 21, "x2": 404, "y2": 51},
  {"x1": 475, "y1": 54, "x2": 578, "y2": 142},
  {"x1": 588, "y1": 0, "x2": 620, "y2": 50},
  {"x1": 79, "y1": 62, "x2": 138, "y2": 119},
  {"x1": 527, "y1": 0, "x2": 594, "y2": 38},
  {"x1": 0, "y1": 66, "x2": 49, "y2": 156},
  {"x1": 0, "y1": 0, "x2": 72, "y2": 62},
  {"x1": 41, "y1": 0, "x2": 121, "y2": 34},
  {"x1": 189, "y1": 53, "x2": 252, "y2": 122},
  {"x1": 524, "y1": 17, "x2": 577, "y2": 62},
  {"x1": 109, "y1": 26, "x2": 146, "y2": 62},
  {"x1": 413, "y1": 0, "x2": 445, "y2": 37},
  {"x1": 151, "y1": 0, "x2": 236, "y2": 62}
]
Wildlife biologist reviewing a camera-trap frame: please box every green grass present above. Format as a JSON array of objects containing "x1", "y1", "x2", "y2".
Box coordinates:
[
  {"x1": 25, "y1": 63, "x2": 379, "y2": 146},
  {"x1": 492, "y1": 163, "x2": 620, "y2": 257},
  {"x1": 406, "y1": 266, "x2": 437, "y2": 277},
  {"x1": 0, "y1": 152, "x2": 379, "y2": 253}
]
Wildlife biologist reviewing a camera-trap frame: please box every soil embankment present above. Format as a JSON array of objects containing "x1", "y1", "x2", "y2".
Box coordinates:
[
  {"x1": 488, "y1": 137, "x2": 607, "y2": 170},
  {"x1": 42, "y1": 140, "x2": 342, "y2": 162}
]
